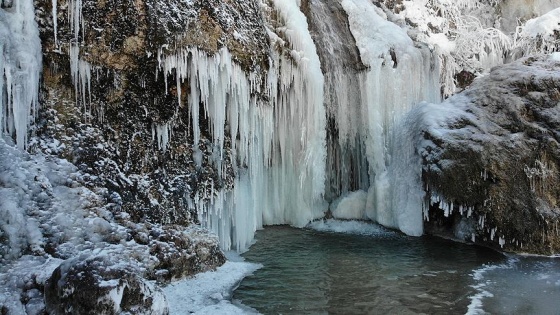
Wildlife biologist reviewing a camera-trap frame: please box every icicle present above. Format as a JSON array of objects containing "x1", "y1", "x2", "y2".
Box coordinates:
[
  {"x1": 0, "y1": 0, "x2": 42, "y2": 149},
  {"x1": 52, "y1": 0, "x2": 58, "y2": 47},
  {"x1": 151, "y1": 0, "x2": 328, "y2": 251},
  {"x1": 69, "y1": 43, "x2": 92, "y2": 116},
  {"x1": 152, "y1": 123, "x2": 170, "y2": 151},
  {"x1": 499, "y1": 236, "x2": 506, "y2": 248},
  {"x1": 69, "y1": 0, "x2": 83, "y2": 42}
]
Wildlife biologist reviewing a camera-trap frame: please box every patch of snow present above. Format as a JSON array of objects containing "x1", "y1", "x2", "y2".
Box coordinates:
[
  {"x1": 520, "y1": 8, "x2": 560, "y2": 39},
  {"x1": 163, "y1": 258, "x2": 261, "y2": 314},
  {"x1": 515, "y1": 7, "x2": 560, "y2": 56}
]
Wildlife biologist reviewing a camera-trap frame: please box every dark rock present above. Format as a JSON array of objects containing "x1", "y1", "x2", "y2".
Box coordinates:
[
  {"x1": 421, "y1": 56, "x2": 560, "y2": 254},
  {"x1": 44, "y1": 255, "x2": 169, "y2": 315}
]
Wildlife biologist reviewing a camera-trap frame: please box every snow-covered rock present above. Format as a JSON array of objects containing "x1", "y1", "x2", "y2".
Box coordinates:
[
  {"x1": 0, "y1": 135, "x2": 225, "y2": 313},
  {"x1": 44, "y1": 255, "x2": 168, "y2": 315},
  {"x1": 417, "y1": 56, "x2": 560, "y2": 254}
]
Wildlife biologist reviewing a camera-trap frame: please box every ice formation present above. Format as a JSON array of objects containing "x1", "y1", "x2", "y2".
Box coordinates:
[
  {"x1": 65, "y1": 0, "x2": 94, "y2": 118},
  {"x1": 154, "y1": 0, "x2": 445, "y2": 249},
  {"x1": 4, "y1": 0, "x2": 558, "y2": 253},
  {"x1": 155, "y1": 0, "x2": 444, "y2": 249},
  {"x1": 158, "y1": 0, "x2": 327, "y2": 250},
  {"x1": 0, "y1": 0, "x2": 42, "y2": 149},
  {"x1": 339, "y1": 0, "x2": 440, "y2": 236}
]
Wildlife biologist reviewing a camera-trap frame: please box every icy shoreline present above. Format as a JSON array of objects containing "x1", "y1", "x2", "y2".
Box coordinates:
[{"x1": 163, "y1": 253, "x2": 261, "y2": 314}]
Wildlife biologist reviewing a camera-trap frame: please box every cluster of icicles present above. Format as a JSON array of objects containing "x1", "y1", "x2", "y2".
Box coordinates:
[
  {"x1": 153, "y1": 0, "x2": 443, "y2": 250},
  {"x1": 0, "y1": 0, "x2": 41, "y2": 149}
]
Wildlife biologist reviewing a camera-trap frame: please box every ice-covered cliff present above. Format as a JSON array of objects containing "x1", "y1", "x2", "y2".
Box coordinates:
[
  {"x1": 1, "y1": 0, "x2": 560, "y2": 312},
  {"x1": 21, "y1": 0, "x2": 560, "y2": 252}
]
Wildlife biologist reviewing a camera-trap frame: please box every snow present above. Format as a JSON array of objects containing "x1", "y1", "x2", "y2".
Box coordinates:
[
  {"x1": 0, "y1": 256, "x2": 63, "y2": 313},
  {"x1": 0, "y1": 132, "x2": 232, "y2": 313},
  {"x1": 163, "y1": 254, "x2": 261, "y2": 314},
  {"x1": 552, "y1": 52, "x2": 560, "y2": 61},
  {"x1": 516, "y1": 7, "x2": 560, "y2": 56},
  {"x1": 520, "y1": 7, "x2": 560, "y2": 40}
]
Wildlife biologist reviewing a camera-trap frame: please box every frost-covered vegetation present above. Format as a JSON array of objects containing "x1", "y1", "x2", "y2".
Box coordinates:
[{"x1": 383, "y1": 0, "x2": 560, "y2": 95}]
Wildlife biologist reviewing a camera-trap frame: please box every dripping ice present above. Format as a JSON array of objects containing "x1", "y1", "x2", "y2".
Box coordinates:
[
  {"x1": 331, "y1": 0, "x2": 441, "y2": 235},
  {"x1": 157, "y1": 0, "x2": 327, "y2": 250},
  {"x1": 0, "y1": 0, "x2": 42, "y2": 149}
]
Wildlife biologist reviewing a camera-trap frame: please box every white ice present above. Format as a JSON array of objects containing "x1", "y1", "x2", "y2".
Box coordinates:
[
  {"x1": 341, "y1": 0, "x2": 440, "y2": 236},
  {"x1": 158, "y1": 0, "x2": 327, "y2": 251},
  {"x1": 0, "y1": 0, "x2": 42, "y2": 149},
  {"x1": 330, "y1": 190, "x2": 367, "y2": 220}
]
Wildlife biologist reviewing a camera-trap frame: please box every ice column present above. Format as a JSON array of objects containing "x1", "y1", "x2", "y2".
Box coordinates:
[
  {"x1": 341, "y1": 0, "x2": 440, "y2": 235},
  {"x1": 0, "y1": 0, "x2": 42, "y2": 149}
]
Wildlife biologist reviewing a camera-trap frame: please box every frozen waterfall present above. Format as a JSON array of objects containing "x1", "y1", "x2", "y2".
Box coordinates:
[
  {"x1": 158, "y1": 0, "x2": 441, "y2": 250},
  {"x1": 158, "y1": 0, "x2": 327, "y2": 250},
  {"x1": 0, "y1": 0, "x2": 42, "y2": 149},
  {"x1": 2, "y1": 0, "x2": 443, "y2": 251},
  {"x1": 339, "y1": 0, "x2": 441, "y2": 235}
]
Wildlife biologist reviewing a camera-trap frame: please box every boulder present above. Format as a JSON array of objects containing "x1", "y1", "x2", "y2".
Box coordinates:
[
  {"x1": 44, "y1": 255, "x2": 169, "y2": 315},
  {"x1": 420, "y1": 55, "x2": 560, "y2": 254}
]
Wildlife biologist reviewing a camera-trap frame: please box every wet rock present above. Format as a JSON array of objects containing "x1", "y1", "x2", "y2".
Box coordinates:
[{"x1": 421, "y1": 56, "x2": 560, "y2": 254}]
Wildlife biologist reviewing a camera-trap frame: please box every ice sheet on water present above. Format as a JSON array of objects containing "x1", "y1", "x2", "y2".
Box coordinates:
[
  {"x1": 307, "y1": 219, "x2": 395, "y2": 237},
  {"x1": 467, "y1": 257, "x2": 560, "y2": 315}
]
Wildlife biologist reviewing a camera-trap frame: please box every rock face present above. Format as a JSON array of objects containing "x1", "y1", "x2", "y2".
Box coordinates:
[
  {"x1": 34, "y1": 0, "x2": 270, "y2": 225},
  {"x1": 421, "y1": 56, "x2": 560, "y2": 254}
]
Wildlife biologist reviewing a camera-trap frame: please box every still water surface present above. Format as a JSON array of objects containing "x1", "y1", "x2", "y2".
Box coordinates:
[{"x1": 233, "y1": 220, "x2": 560, "y2": 314}]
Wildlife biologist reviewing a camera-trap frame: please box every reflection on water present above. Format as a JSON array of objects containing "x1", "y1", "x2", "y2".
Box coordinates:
[{"x1": 234, "y1": 222, "x2": 505, "y2": 314}]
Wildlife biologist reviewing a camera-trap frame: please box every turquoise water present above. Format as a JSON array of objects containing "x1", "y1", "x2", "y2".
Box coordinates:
[{"x1": 233, "y1": 221, "x2": 560, "y2": 314}]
